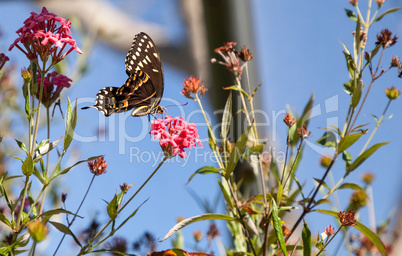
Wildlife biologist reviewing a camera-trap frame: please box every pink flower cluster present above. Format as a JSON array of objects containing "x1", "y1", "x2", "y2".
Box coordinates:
[
  {"x1": 9, "y1": 7, "x2": 82, "y2": 66},
  {"x1": 36, "y1": 71, "x2": 72, "y2": 108},
  {"x1": 150, "y1": 116, "x2": 202, "y2": 158}
]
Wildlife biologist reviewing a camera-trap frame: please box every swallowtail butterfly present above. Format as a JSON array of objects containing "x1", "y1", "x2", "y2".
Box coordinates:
[{"x1": 83, "y1": 32, "x2": 164, "y2": 116}]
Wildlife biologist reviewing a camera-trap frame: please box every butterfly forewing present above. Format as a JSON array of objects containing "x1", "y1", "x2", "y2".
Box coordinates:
[{"x1": 83, "y1": 32, "x2": 164, "y2": 117}]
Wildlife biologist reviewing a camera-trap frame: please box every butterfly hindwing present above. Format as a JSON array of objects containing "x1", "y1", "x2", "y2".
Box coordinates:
[{"x1": 83, "y1": 32, "x2": 164, "y2": 117}]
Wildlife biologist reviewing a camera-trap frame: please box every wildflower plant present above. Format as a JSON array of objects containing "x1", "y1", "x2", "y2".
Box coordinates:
[{"x1": 158, "y1": 1, "x2": 401, "y2": 256}]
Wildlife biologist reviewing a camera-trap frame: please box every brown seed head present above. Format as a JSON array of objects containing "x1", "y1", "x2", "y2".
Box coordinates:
[
  {"x1": 207, "y1": 223, "x2": 219, "y2": 240},
  {"x1": 88, "y1": 156, "x2": 108, "y2": 175},
  {"x1": 283, "y1": 113, "x2": 296, "y2": 127},
  {"x1": 105, "y1": 237, "x2": 127, "y2": 255},
  {"x1": 239, "y1": 45, "x2": 253, "y2": 62},
  {"x1": 214, "y1": 42, "x2": 237, "y2": 54},
  {"x1": 364, "y1": 51, "x2": 370, "y2": 61},
  {"x1": 120, "y1": 183, "x2": 134, "y2": 194},
  {"x1": 297, "y1": 125, "x2": 311, "y2": 139},
  {"x1": 391, "y1": 56, "x2": 401, "y2": 68},
  {"x1": 376, "y1": 29, "x2": 398, "y2": 48},
  {"x1": 338, "y1": 210, "x2": 357, "y2": 226}
]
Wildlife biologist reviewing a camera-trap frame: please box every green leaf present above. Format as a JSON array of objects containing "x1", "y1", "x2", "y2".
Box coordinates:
[
  {"x1": 338, "y1": 182, "x2": 365, "y2": 193},
  {"x1": 50, "y1": 155, "x2": 102, "y2": 181},
  {"x1": 207, "y1": 128, "x2": 217, "y2": 151},
  {"x1": 15, "y1": 232, "x2": 30, "y2": 247},
  {"x1": 217, "y1": 179, "x2": 234, "y2": 208},
  {"x1": 272, "y1": 200, "x2": 287, "y2": 256},
  {"x1": 353, "y1": 18, "x2": 361, "y2": 60},
  {"x1": 251, "y1": 81, "x2": 263, "y2": 98},
  {"x1": 316, "y1": 131, "x2": 337, "y2": 150},
  {"x1": 302, "y1": 222, "x2": 311, "y2": 256},
  {"x1": 37, "y1": 137, "x2": 62, "y2": 156},
  {"x1": 276, "y1": 182, "x2": 283, "y2": 206},
  {"x1": 223, "y1": 85, "x2": 249, "y2": 98},
  {"x1": 345, "y1": 8, "x2": 357, "y2": 21},
  {"x1": 373, "y1": 7, "x2": 402, "y2": 23},
  {"x1": 49, "y1": 221, "x2": 82, "y2": 247},
  {"x1": 225, "y1": 126, "x2": 252, "y2": 179},
  {"x1": 354, "y1": 222, "x2": 388, "y2": 256},
  {"x1": 347, "y1": 142, "x2": 389, "y2": 173},
  {"x1": 115, "y1": 199, "x2": 147, "y2": 232},
  {"x1": 364, "y1": 44, "x2": 382, "y2": 69},
  {"x1": 0, "y1": 246, "x2": 11, "y2": 255},
  {"x1": 187, "y1": 166, "x2": 222, "y2": 184},
  {"x1": 221, "y1": 91, "x2": 232, "y2": 140},
  {"x1": 21, "y1": 155, "x2": 34, "y2": 176},
  {"x1": 313, "y1": 178, "x2": 330, "y2": 192},
  {"x1": 342, "y1": 52, "x2": 356, "y2": 79},
  {"x1": 0, "y1": 212, "x2": 11, "y2": 227},
  {"x1": 40, "y1": 208, "x2": 81, "y2": 223},
  {"x1": 342, "y1": 151, "x2": 353, "y2": 169},
  {"x1": 160, "y1": 213, "x2": 237, "y2": 242},
  {"x1": 15, "y1": 139, "x2": 28, "y2": 154},
  {"x1": 107, "y1": 194, "x2": 119, "y2": 219},
  {"x1": 337, "y1": 133, "x2": 362, "y2": 153},
  {"x1": 64, "y1": 98, "x2": 78, "y2": 150},
  {"x1": 243, "y1": 143, "x2": 264, "y2": 157},
  {"x1": 351, "y1": 79, "x2": 363, "y2": 109}
]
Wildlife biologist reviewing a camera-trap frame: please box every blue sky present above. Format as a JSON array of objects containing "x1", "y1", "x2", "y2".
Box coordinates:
[{"x1": 1, "y1": 0, "x2": 402, "y2": 255}]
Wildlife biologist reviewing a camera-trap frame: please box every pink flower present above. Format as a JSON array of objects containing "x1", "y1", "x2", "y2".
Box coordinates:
[
  {"x1": 150, "y1": 116, "x2": 202, "y2": 158},
  {"x1": 36, "y1": 71, "x2": 72, "y2": 108},
  {"x1": 9, "y1": 7, "x2": 82, "y2": 67}
]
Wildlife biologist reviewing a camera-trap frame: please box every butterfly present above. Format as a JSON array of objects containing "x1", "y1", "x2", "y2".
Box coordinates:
[{"x1": 82, "y1": 32, "x2": 164, "y2": 116}]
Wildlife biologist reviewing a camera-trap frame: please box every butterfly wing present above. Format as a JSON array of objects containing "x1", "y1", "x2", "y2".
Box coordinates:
[{"x1": 82, "y1": 32, "x2": 164, "y2": 117}]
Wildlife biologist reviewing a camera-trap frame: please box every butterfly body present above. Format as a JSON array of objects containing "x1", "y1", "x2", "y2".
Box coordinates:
[{"x1": 83, "y1": 32, "x2": 164, "y2": 116}]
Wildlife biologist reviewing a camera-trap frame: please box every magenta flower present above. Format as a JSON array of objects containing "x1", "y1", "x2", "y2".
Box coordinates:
[
  {"x1": 150, "y1": 116, "x2": 202, "y2": 158},
  {"x1": 9, "y1": 7, "x2": 82, "y2": 67},
  {"x1": 36, "y1": 71, "x2": 72, "y2": 108}
]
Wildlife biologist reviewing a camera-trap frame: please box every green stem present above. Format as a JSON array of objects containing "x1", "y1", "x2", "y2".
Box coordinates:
[
  {"x1": 195, "y1": 95, "x2": 224, "y2": 169},
  {"x1": 283, "y1": 139, "x2": 303, "y2": 188},
  {"x1": 286, "y1": 153, "x2": 339, "y2": 242},
  {"x1": 316, "y1": 226, "x2": 343, "y2": 256},
  {"x1": 53, "y1": 174, "x2": 97, "y2": 256},
  {"x1": 227, "y1": 180, "x2": 257, "y2": 256},
  {"x1": 30, "y1": 66, "x2": 46, "y2": 154},
  {"x1": 280, "y1": 131, "x2": 291, "y2": 184},
  {"x1": 39, "y1": 107, "x2": 51, "y2": 215},
  {"x1": 360, "y1": 99, "x2": 392, "y2": 154},
  {"x1": 78, "y1": 157, "x2": 168, "y2": 255}
]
